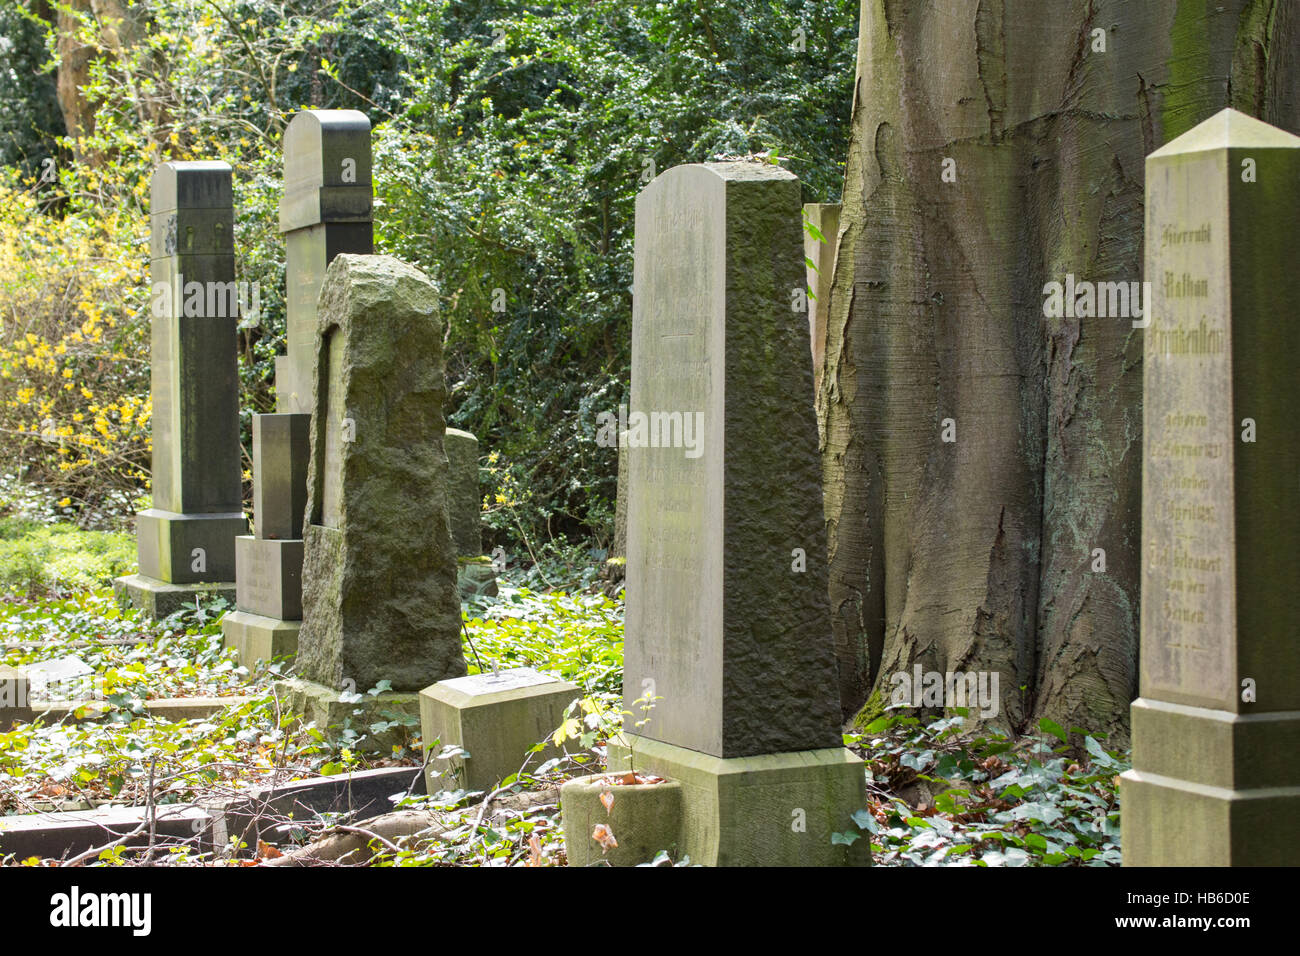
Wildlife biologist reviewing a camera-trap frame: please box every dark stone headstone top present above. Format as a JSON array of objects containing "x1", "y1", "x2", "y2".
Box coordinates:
[
  {"x1": 252, "y1": 413, "x2": 311, "y2": 541},
  {"x1": 280, "y1": 109, "x2": 373, "y2": 233}
]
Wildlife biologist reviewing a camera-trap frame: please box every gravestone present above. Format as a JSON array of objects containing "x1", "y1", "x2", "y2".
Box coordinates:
[
  {"x1": 603, "y1": 429, "x2": 629, "y2": 589},
  {"x1": 419, "y1": 666, "x2": 578, "y2": 794},
  {"x1": 277, "y1": 110, "x2": 373, "y2": 414},
  {"x1": 227, "y1": 110, "x2": 372, "y2": 655},
  {"x1": 114, "y1": 161, "x2": 246, "y2": 618},
  {"x1": 444, "y1": 428, "x2": 481, "y2": 557},
  {"x1": 1121, "y1": 109, "x2": 1300, "y2": 866},
  {"x1": 221, "y1": 413, "x2": 310, "y2": 665},
  {"x1": 609, "y1": 162, "x2": 868, "y2": 866},
  {"x1": 802, "y1": 202, "x2": 839, "y2": 397},
  {"x1": 280, "y1": 254, "x2": 464, "y2": 743},
  {"x1": 445, "y1": 427, "x2": 497, "y2": 599}
]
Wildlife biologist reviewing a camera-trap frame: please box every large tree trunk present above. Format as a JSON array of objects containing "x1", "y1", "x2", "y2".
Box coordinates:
[
  {"x1": 821, "y1": 0, "x2": 1300, "y2": 741},
  {"x1": 54, "y1": 0, "x2": 97, "y2": 160},
  {"x1": 50, "y1": 0, "x2": 156, "y2": 165}
]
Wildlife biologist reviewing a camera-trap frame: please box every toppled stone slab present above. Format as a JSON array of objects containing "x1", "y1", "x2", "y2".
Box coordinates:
[
  {"x1": 0, "y1": 804, "x2": 213, "y2": 862},
  {"x1": 217, "y1": 765, "x2": 426, "y2": 850}
]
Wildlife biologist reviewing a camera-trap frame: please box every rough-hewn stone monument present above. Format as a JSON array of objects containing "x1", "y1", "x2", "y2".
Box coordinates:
[
  {"x1": 609, "y1": 162, "x2": 868, "y2": 866},
  {"x1": 115, "y1": 161, "x2": 246, "y2": 617},
  {"x1": 291, "y1": 253, "x2": 464, "y2": 701},
  {"x1": 1121, "y1": 109, "x2": 1300, "y2": 866}
]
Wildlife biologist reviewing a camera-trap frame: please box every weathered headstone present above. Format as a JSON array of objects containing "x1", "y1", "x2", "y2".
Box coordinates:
[
  {"x1": 610, "y1": 162, "x2": 868, "y2": 866},
  {"x1": 802, "y1": 202, "x2": 839, "y2": 398},
  {"x1": 287, "y1": 254, "x2": 464, "y2": 718},
  {"x1": 444, "y1": 428, "x2": 481, "y2": 557},
  {"x1": 445, "y1": 427, "x2": 497, "y2": 599},
  {"x1": 277, "y1": 110, "x2": 373, "y2": 415},
  {"x1": 603, "y1": 429, "x2": 629, "y2": 589},
  {"x1": 221, "y1": 413, "x2": 310, "y2": 665},
  {"x1": 114, "y1": 161, "x2": 246, "y2": 618},
  {"x1": 1121, "y1": 109, "x2": 1300, "y2": 866}
]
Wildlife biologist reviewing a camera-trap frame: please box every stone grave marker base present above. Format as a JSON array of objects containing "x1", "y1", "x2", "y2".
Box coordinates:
[
  {"x1": 0, "y1": 664, "x2": 33, "y2": 731},
  {"x1": 419, "y1": 667, "x2": 578, "y2": 794},
  {"x1": 221, "y1": 610, "x2": 301, "y2": 668},
  {"x1": 112, "y1": 574, "x2": 236, "y2": 620},
  {"x1": 235, "y1": 535, "x2": 304, "y2": 619},
  {"x1": 1120, "y1": 698, "x2": 1300, "y2": 866},
  {"x1": 135, "y1": 509, "x2": 247, "y2": 583},
  {"x1": 275, "y1": 677, "x2": 420, "y2": 754},
  {"x1": 609, "y1": 736, "x2": 870, "y2": 867}
]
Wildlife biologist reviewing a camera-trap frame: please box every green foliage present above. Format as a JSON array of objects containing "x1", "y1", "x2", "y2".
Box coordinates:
[
  {"x1": 844, "y1": 714, "x2": 1128, "y2": 867},
  {"x1": 2, "y1": 0, "x2": 857, "y2": 546},
  {"x1": 0, "y1": 532, "x2": 1137, "y2": 866},
  {"x1": 0, "y1": 594, "x2": 316, "y2": 817},
  {"x1": 0, "y1": 520, "x2": 134, "y2": 598},
  {"x1": 0, "y1": 0, "x2": 61, "y2": 174},
  {"x1": 462, "y1": 585, "x2": 622, "y2": 694}
]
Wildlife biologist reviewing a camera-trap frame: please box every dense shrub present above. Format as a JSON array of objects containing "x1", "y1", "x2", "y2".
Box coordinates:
[{"x1": 0, "y1": 0, "x2": 857, "y2": 547}]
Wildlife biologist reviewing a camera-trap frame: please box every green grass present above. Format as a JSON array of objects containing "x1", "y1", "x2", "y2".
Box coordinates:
[
  {"x1": 0, "y1": 518, "x2": 134, "y2": 598},
  {"x1": 0, "y1": 516, "x2": 1132, "y2": 866}
]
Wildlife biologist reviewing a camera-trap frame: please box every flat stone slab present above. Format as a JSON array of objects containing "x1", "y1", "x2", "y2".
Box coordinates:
[
  {"x1": 0, "y1": 804, "x2": 213, "y2": 862},
  {"x1": 23, "y1": 656, "x2": 95, "y2": 700},
  {"x1": 217, "y1": 765, "x2": 425, "y2": 849},
  {"x1": 113, "y1": 573, "x2": 236, "y2": 619},
  {"x1": 27, "y1": 695, "x2": 255, "y2": 725}
]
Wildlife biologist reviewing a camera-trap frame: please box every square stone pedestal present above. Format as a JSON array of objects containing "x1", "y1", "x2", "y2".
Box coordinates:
[
  {"x1": 235, "y1": 536, "x2": 304, "y2": 619},
  {"x1": 457, "y1": 557, "x2": 499, "y2": 601},
  {"x1": 419, "y1": 668, "x2": 578, "y2": 794},
  {"x1": 275, "y1": 677, "x2": 421, "y2": 754},
  {"x1": 609, "y1": 736, "x2": 871, "y2": 867},
  {"x1": 1120, "y1": 698, "x2": 1300, "y2": 866},
  {"x1": 113, "y1": 574, "x2": 237, "y2": 619},
  {"x1": 136, "y1": 508, "x2": 247, "y2": 583},
  {"x1": 221, "y1": 610, "x2": 301, "y2": 667}
]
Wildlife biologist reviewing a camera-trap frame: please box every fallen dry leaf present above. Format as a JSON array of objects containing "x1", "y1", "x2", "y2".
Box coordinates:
[{"x1": 592, "y1": 823, "x2": 618, "y2": 852}]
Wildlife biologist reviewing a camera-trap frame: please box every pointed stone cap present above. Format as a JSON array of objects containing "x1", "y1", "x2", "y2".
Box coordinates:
[
  {"x1": 280, "y1": 109, "x2": 372, "y2": 232},
  {"x1": 1149, "y1": 108, "x2": 1300, "y2": 159}
]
